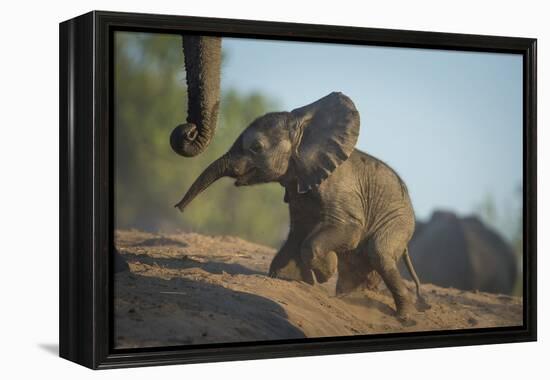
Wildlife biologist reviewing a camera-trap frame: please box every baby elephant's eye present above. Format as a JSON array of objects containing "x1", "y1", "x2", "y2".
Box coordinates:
[{"x1": 249, "y1": 141, "x2": 264, "y2": 154}]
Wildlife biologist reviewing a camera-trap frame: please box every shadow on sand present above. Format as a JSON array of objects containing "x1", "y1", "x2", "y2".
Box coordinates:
[
  {"x1": 114, "y1": 270, "x2": 305, "y2": 348},
  {"x1": 122, "y1": 251, "x2": 264, "y2": 276}
]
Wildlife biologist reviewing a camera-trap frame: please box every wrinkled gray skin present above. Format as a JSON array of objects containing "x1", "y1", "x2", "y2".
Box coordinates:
[
  {"x1": 175, "y1": 92, "x2": 428, "y2": 320},
  {"x1": 170, "y1": 36, "x2": 222, "y2": 157}
]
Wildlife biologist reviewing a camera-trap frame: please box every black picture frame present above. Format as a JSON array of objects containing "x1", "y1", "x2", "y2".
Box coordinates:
[{"x1": 59, "y1": 10, "x2": 537, "y2": 369}]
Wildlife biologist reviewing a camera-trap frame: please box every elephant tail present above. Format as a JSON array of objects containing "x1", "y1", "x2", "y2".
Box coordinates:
[{"x1": 403, "y1": 248, "x2": 431, "y2": 311}]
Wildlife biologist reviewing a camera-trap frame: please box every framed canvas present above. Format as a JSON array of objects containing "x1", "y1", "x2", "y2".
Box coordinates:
[{"x1": 59, "y1": 10, "x2": 537, "y2": 369}]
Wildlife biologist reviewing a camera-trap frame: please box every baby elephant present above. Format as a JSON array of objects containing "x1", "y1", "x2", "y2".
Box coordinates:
[{"x1": 175, "y1": 92, "x2": 428, "y2": 321}]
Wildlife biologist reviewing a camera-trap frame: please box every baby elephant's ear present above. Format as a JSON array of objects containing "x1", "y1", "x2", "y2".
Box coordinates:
[{"x1": 290, "y1": 92, "x2": 360, "y2": 193}]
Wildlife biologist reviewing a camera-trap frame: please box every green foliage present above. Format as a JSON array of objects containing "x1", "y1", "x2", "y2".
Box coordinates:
[
  {"x1": 476, "y1": 193, "x2": 497, "y2": 227},
  {"x1": 473, "y1": 188, "x2": 523, "y2": 296},
  {"x1": 114, "y1": 32, "x2": 289, "y2": 247},
  {"x1": 474, "y1": 190, "x2": 522, "y2": 251}
]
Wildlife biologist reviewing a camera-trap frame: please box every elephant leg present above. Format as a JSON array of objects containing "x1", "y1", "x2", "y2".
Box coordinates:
[
  {"x1": 300, "y1": 223, "x2": 362, "y2": 284},
  {"x1": 368, "y1": 228, "x2": 415, "y2": 322},
  {"x1": 336, "y1": 251, "x2": 363, "y2": 294},
  {"x1": 269, "y1": 236, "x2": 310, "y2": 282},
  {"x1": 336, "y1": 250, "x2": 382, "y2": 294},
  {"x1": 365, "y1": 270, "x2": 383, "y2": 290}
]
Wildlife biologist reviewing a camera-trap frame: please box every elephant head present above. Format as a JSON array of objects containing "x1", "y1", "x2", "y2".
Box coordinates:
[
  {"x1": 174, "y1": 92, "x2": 360, "y2": 211},
  {"x1": 170, "y1": 35, "x2": 222, "y2": 157}
]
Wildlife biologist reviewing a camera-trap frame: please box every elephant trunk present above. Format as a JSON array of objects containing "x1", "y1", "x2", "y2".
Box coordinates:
[
  {"x1": 174, "y1": 154, "x2": 231, "y2": 212},
  {"x1": 170, "y1": 35, "x2": 222, "y2": 157}
]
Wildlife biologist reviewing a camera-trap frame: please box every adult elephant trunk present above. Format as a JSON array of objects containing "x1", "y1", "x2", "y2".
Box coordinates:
[
  {"x1": 170, "y1": 35, "x2": 222, "y2": 157},
  {"x1": 174, "y1": 154, "x2": 231, "y2": 212}
]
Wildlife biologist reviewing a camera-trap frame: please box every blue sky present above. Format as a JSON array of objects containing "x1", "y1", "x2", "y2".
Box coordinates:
[{"x1": 220, "y1": 37, "x2": 523, "y2": 226}]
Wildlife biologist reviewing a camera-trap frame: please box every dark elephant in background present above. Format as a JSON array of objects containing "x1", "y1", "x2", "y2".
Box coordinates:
[
  {"x1": 406, "y1": 211, "x2": 518, "y2": 294},
  {"x1": 174, "y1": 92, "x2": 430, "y2": 322}
]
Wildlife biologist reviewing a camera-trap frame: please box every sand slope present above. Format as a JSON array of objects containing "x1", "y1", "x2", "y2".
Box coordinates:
[{"x1": 114, "y1": 230, "x2": 522, "y2": 349}]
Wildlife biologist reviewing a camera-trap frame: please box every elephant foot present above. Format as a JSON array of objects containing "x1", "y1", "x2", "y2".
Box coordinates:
[
  {"x1": 415, "y1": 296, "x2": 431, "y2": 312},
  {"x1": 395, "y1": 299, "x2": 417, "y2": 326},
  {"x1": 397, "y1": 314, "x2": 417, "y2": 327},
  {"x1": 305, "y1": 270, "x2": 318, "y2": 286},
  {"x1": 269, "y1": 268, "x2": 302, "y2": 282},
  {"x1": 309, "y1": 251, "x2": 338, "y2": 284},
  {"x1": 365, "y1": 271, "x2": 382, "y2": 290},
  {"x1": 268, "y1": 258, "x2": 310, "y2": 283}
]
